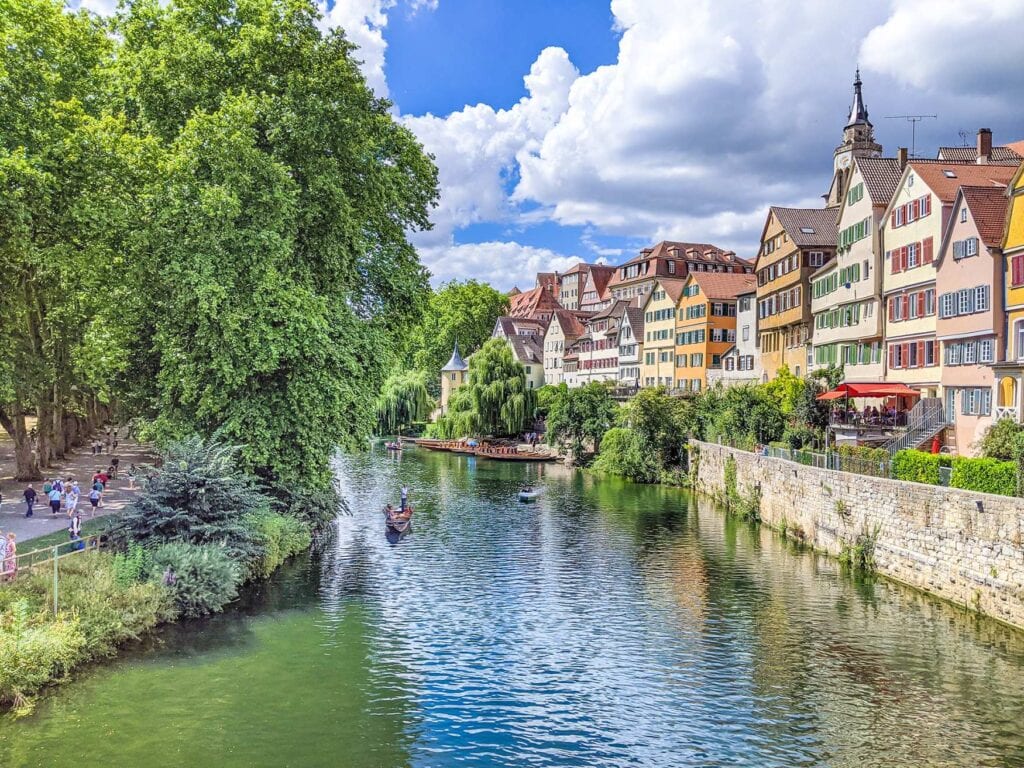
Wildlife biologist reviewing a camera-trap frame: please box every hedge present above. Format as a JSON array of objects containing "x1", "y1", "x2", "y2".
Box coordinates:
[
  {"x1": 836, "y1": 445, "x2": 890, "y2": 477},
  {"x1": 950, "y1": 456, "x2": 1019, "y2": 497},
  {"x1": 891, "y1": 450, "x2": 951, "y2": 485}
]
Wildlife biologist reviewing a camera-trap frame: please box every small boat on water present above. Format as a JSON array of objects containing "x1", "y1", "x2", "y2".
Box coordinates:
[
  {"x1": 383, "y1": 505, "x2": 413, "y2": 533},
  {"x1": 518, "y1": 486, "x2": 541, "y2": 502},
  {"x1": 475, "y1": 448, "x2": 557, "y2": 462},
  {"x1": 384, "y1": 441, "x2": 403, "y2": 451},
  {"x1": 415, "y1": 438, "x2": 449, "y2": 451}
]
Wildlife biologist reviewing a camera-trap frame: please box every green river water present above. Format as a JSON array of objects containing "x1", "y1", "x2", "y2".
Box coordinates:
[{"x1": 3, "y1": 447, "x2": 1024, "y2": 767}]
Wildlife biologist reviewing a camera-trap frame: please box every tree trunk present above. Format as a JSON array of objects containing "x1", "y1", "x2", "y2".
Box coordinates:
[
  {"x1": 36, "y1": 400, "x2": 53, "y2": 468},
  {"x1": 0, "y1": 403, "x2": 42, "y2": 480}
]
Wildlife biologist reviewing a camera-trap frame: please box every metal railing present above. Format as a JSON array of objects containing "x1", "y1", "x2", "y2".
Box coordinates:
[
  {"x1": 12, "y1": 534, "x2": 106, "y2": 615},
  {"x1": 880, "y1": 397, "x2": 948, "y2": 455}
]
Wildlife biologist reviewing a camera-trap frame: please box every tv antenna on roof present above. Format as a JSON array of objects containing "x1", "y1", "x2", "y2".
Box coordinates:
[
  {"x1": 958, "y1": 129, "x2": 970, "y2": 147},
  {"x1": 884, "y1": 114, "x2": 937, "y2": 158}
]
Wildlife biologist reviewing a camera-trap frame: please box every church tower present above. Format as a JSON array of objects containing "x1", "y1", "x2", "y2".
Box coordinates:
[{"x1": 827, "y1": 69, "x2": 883, "y2": 206}]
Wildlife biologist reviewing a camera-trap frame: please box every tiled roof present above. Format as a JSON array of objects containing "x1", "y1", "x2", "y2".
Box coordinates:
[
  {"x1": 654, "y1": 278, "x2": 687, "y2": 305},
  {"x1": 907, "y1": 162, "x2": 1016, "y2": 204},
  {"x1": 508, "y1": 284, "x2": 562, "y2": 318},
  {"x1": 688, "y1": 272, "x2": 757, "y2": 300},
  {"x1": 588, "y1": 265, "x2": 616, "y2": 297},
  {"x1": 856, "y1": 157, "x2": 903, "y2": 205},
  {"x1": 961, "y1": 185, "x2": 1010, "y2": 248},
  {"x1": 937, "y1": 146, "x2": 1023, "y2": 165},
  {"x1": 507, "y1": 333, "x2": 543, "y2": 365},
  {"x1": 551, "y1": 309, "x2": 588, "y2": 339},
  {"x1": 623, "y1": 306, "x2": 644, "y2": 336},
  {"x1": 590, "y1": 298, "x2": 629, "y2": 321},
  {"x1": 608, "y1": 241, "x2": 750, "y2": 288},
  {"x1": 770, "y1": 206, "x2": 839, "y2": 247},
  {"x1": 559, "y1": 261, "x2": 590, "y2": 276}
]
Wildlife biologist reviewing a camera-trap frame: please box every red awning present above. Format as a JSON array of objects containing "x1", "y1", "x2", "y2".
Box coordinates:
[{"x1": 816, "y1": 382, "x2": 922, "y2": 400}]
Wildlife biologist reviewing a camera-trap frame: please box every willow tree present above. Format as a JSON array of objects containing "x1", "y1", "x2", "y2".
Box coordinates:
[
  {"x1": 376, "y1": 371, "x2": 435, "y2": 435},
  {"x1": 464, "y1": 339, "x2": 535, "y2": 437}
]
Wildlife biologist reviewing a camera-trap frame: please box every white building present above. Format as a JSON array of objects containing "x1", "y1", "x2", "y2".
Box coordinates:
[
  {"x1": 617, "y1": 305, "x2": 644, "y2": 386},
  {"x1": 710, "y1": 289, "x2": 762, "y2": 386}
]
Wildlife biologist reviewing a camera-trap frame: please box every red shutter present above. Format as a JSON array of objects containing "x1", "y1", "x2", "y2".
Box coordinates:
[
  {"x1": 892, "y1": 250, "x2": 901, "y2": 274},
  {"x1": 888, "y1": 344, "x2": 896, "y2": 369},
  {"x1": 922, "y1": 196, "x2": 931, "y2": 216},
  {"x1": 902, "y1": 343, "x2": 911, "y2": 368},
  {"x1": 917, "y1": 341, "x2": 925, "y2": 368},
  {"x1": 901, "y1": 246, "x2": 909, "y2": 271},
  {"x1": 891, "y1": 211, "x2": 898, "y2": 229},
  {"x1": 917, "y1": 292, "x2": 926, "y2": 316},
  {"x1": 902, "y1": 295, "x2": 910, "y2": 317},
  {"x1": 923, "y1": 237, "x2": 933, "y2": 264},
  {"x1": 1014, "y1": 255, "x2": 1024, "y2": 287},
  {"x1": 911, "y1": 199, "x2": 919, "y2": 219}
]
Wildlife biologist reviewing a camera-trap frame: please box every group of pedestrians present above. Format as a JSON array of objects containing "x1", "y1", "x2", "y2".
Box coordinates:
[{"x1": 23, "y1": 468, "x2": 111, "y2": 520}]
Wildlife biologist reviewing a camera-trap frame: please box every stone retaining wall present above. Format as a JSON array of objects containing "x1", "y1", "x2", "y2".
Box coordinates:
[{"x1": 691, "y1": 440, "x2": 1024, "y2": 629}]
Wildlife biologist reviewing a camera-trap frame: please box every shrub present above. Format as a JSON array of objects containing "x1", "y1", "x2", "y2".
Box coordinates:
[
  {"x1": 150, "y1": 542, "x2": 242, "y2": 618},
  {"x1": 591, "y1": 427, "x2": 660, "y2": 483},
  {"x1": 114, "y1": 436, "x2": 270, "y2": 563},
  {"x1": 978, "y1": 418, "x2": 1024, "y2": 461},
  {"x1": 245, "y1": 510, "x2": 312, "y2": 579},
  {"x1": 891, "y1": 450, "x2": 950, "y2": 485},
  {"x1": 111, "y1": 543, "x2": 153, "y2": 587},
  {"x1": 0, "y1": 601, "x2": 86, "y2": 714},
  {"x1": 836, "y1": 445, "x2": 889, "y2": 477},
  {"x1": 950, "y1": 457, "x2": 1018, "y2": 497}
]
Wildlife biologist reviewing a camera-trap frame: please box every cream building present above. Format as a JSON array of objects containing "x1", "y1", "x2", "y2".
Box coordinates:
[
  {"x1": 542, "y1": 310, "x2": 588, "y2": 386},
  {"x1": 492, "y1": 316, "x2": 546, "y2": 390},
  {"x1": 810, "y1": 156, "x2": 901, "y2": 380},
  {"x1": 439, "y1": 342, "x2": 468, "y2": 413}
]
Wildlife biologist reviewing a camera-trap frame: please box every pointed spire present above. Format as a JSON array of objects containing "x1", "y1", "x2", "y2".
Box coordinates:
[
  {"x1": 441, "y1": 340, "x2": 468, "y2": 372},
  {"x1": 846, "y1": 67, "x2": 870, "y2": 128}
]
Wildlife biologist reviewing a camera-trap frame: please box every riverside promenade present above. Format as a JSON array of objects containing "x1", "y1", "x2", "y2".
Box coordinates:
[{"x1": 0, "y1": 434, "x2": 155, "y2": 543}]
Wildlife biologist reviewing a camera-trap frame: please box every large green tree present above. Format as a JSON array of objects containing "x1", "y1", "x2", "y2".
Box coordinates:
[
  {"x1": 376, "y1": 370, "x2": 435, "y2": 435},
  {"x1": 0, "y1": 0, "x2": 150, "y2": 478},
  {"x1": 458, "y1": 339, "x2": 535, "y2": 437},
  {"x1": 111, "y1": 0, "x2": 439, "y2": 494},
  {"x1": 408, "y1": 280, "x2": 509, "y2": 394},
  {"x1": 545, "y1": 382, "x2": 618, "y2": 458}
]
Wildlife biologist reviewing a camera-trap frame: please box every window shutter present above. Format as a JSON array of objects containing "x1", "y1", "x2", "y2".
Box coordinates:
[
  {"x1": 917, "y1": 341, "x2": 925, "y2": 368},
  {"x1": 901, "y1": 343, "x2": 910, "y2": 367},
  {"x1": 923, "y1": 237, "x2": 933, "y2": 263},
  {"x1": 902, "y1": 295, "x2": 910, "y2": 317},
  {"x1": 891, "y1": 211, "x2": 897, "y2": 228},
  {"x1": 917, "y1": 293, "x2": 926, "y2": 316},
  {"x1": 923, "y1": 196, "x2": 931, "y2": 216},
  {"x1": 888, "y1": 344, "x2": 896, "y2": 369},
  {"x1": 901, "y1": 246, "x2": 909, "y2": 271},
  {"x1": 911, "y1": 199, "x2": 919, "y2": 219}
]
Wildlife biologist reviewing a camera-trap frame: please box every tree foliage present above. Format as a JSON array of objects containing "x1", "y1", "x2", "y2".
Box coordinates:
[
  {"x1": 376, "y1": 370, "x2": 435, "y2": 434},
  {"x1": 461, "y1": 339, "x2": 535, "y2": 437},
  {"x1": 591, "y1": 427, "x2": 660, "y2": 483},
  {"x1": 545, "y1": 382, "x2": 618, "y2": 458},
  {"x1": 619, "y1": 387, "x2": 691, "y2": 468},
  {"x1": 408, "y1": 280, "x2": 509, "y2": 392}
]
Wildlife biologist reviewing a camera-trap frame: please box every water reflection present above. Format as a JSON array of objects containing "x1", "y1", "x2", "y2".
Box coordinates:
[{"x1": 4, "y1": 448, "x2": 1024, "y2": 768}]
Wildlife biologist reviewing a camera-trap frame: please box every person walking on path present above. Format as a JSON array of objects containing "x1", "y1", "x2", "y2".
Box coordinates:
[
  {"x1": 127, "y1": 464, "x2": 137, "y2": 490},
  {"x1": 0, "y1": 532, "x2": 7, "y2": 574},
  {"x1": 111, "y1": 455, "x2": 120, "y2": 479},
  {"x1": 4, "y1": 533, "x2": 17, "y2": 581},
  {"x1": 24, "y1": 484, "x2": 36, "y2": 517},
  {"x1": 48, "y1": 485, "x2": 62, "y2": 515},
  {"x1": 65, "y1": 485, "x2": 79, "y2": 518},
  {"x1": 88, "y1": 485, "x2": 101, "y2": 516}
]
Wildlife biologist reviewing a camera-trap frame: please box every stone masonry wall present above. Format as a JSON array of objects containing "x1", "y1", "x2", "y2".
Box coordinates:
[{"x1": 692, "y1": 440, "x2": 1024, "y2": 629}]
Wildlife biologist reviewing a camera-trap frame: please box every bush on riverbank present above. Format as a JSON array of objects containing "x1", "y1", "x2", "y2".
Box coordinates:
[
  {"x1": 0, "y1": 554, "x2": 172, "y2": 714},
  {"x1": 591, "y1": 427, "x2": 660, "y2": 483},
  {"x1": 892, "y1": 450, "x2": 951, "y2": 485},
  {"x1": 150, "y1": 542, "x2": 242, "y2": 618},
  {"x1": 246, "y1": 510, "x2": 313, "y2": 580},
  {"x1": 950, "y1": 457, "x2": 1018, "y2": 497}
]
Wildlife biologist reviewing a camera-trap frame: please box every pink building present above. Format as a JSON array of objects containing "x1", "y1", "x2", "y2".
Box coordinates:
[{"x1": 935, "y1": 185, "x2": 1009, "y2": 454}]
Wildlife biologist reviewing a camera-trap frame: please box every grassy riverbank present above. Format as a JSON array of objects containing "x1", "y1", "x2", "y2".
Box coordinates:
[{"x1": 0, "y1": 438, "x2": 316, "y2": 716}]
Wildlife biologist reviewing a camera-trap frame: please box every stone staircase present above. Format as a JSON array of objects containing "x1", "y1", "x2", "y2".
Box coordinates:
[{"x1": 881, "y1": 397, "x2": 949, "y2": 456}]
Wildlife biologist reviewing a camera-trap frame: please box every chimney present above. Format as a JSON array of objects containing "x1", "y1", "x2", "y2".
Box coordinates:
[
  {"x1": 897, "y1": 147, "x2": 908, "y2": 169},
  {"x1": 977, "y1": 128, "x2": 993, "y2": 163}
]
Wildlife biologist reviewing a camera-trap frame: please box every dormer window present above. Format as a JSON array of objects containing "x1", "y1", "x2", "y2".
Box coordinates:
[
  {"x1": 800, "y1": 227, "x2": 815, "y2": 234},
  {"x1": 961, "y1": 207, "x2": 968, "y2": 223},
  {"x1": 943, "y1": 169, "x2": 957, "y2": 178},
  {"x1": 908, "y1": 174, "x2": 914, "y2": 187}
]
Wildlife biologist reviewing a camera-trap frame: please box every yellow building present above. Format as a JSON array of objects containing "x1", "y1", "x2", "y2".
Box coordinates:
[
  {"x1": 674, "y1": 272, "x2": 756, "y2": 392},
  {"x1": 640, "y1": 278, "x2": 685, "y2": 387},
  {"x1": 992, "y1": 161, "x2": 1024, "y2": 421},
  {"x1": 439, "y1": 342, "x2": 468, "y2": 413},
  {"x1": 755, "y1": 207, "x2": 838, "y2": 380}
]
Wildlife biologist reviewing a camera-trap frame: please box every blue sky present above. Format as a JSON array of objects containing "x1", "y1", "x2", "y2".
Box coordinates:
[{"x1": 319, "y1": 0, "x2": 1024, "y2": 290}]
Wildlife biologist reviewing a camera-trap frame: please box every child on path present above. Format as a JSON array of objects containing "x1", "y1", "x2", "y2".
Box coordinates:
[
  {"x1": 24, "y1": 484, "x2": 36, "y2": 517},
  {"x1": 66, "y1": 485, "x2": 79, "y2": 518}
]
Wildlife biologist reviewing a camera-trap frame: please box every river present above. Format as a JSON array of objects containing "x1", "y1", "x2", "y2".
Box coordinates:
[{"x1": 4, "y1": 447, "x2": 1024, "y2": 767}]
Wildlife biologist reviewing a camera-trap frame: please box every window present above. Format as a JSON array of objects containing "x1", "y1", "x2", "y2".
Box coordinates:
[
  {"x1": 1013, "y1": 255, "x2": 1024, "y2": 288},
  {"x1": 907, "y1": 242, "x2": 919, "y2": 268},
  {"x1": 690, "y1": 353, "x2": 704, "y2": 367},
  {"x1": 1016, "y1": 321, "x2": 1024, "y2": 361},
  {"x1": 800, "y1": 226, "x2": 815, "y2": 234},
  {"x1": 957, "y1": 289, "x2": 972, "y2": 316},
  {"x1": 940, "y1": 293, "x2": 955, "y2": 318},
  {"x1": 742, "y1": 325, "x2": 750, "y2": 341},
  {"x1": 645, "y1": 352, "x2": 655, "y2": 365},
  {"x1": 667, "y1": 260, "x2": 676, "y2": 274},
  {"x1": 975, "y1": 285, "x2": 990, "y2": 312},
  {"x1": 809, "y1": 251, "x2": 825, "y2": 267},
  {"x1": 979, "y1": 339, "x2": 994, "y2": 364},
  {"x1": 660, "y1": 351, "x2": 671, "y2": 362},
  {"x1": 961, "y1": 207, "x2": 968, "y2": 223},
  {"x1": 943, "y1": 169, "x2": 957, "y2": 178},
  {"x1": 963, "y1": 341, "x2": 977, "y2": 365}
]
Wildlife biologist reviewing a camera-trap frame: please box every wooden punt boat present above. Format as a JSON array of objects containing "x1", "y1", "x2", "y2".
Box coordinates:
[
  {"x1": 474, "y1": 448, "x2": 557, "y2": 462},
  {"x1": 383, "y1": 506, "x2": 412, "y2": 533},
  {"x1": 415, "y1": 439, "x2": 450, "y2": 451}
]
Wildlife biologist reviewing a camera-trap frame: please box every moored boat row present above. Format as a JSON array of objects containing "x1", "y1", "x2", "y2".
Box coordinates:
[{"x1": 411, "y1": 438, "x2": 557, "y2": 462}]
